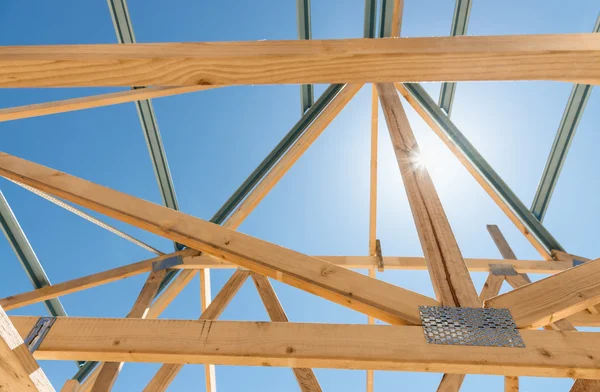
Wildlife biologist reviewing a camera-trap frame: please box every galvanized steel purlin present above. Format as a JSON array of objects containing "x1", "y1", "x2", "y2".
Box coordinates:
[
  {"x1": 438, "y1": 0, "x2": 473, "y2": 117},
  {"x1": 531, "y1": 13, "x2": 600, "y2": 222},
  {"x1": 401, "y1": 83, "x2": 564, "y2": 255},
  {"x1": 297, "y1": 0, "x2": 314, "y2": 114},
  {"x1": 363, "y1": 0, "x2": 377, "y2": 39}
]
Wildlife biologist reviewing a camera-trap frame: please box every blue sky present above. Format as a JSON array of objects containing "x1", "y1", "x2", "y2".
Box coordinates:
[{"x1": 0, "y1": 0, "x2": 599, "y2": 390}]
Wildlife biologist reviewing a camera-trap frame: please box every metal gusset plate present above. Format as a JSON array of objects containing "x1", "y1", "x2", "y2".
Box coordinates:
[
  {"x1": 419, "y1": 306, "x2": 525, "y2": 348},
  {"x1": 489, "y1": 263, "x2": 519, "y2": 276}
]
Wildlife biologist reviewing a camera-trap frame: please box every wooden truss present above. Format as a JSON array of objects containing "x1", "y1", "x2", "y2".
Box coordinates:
[{"x1": 0, "y1": 2, "x2": 598, "y2": 392}]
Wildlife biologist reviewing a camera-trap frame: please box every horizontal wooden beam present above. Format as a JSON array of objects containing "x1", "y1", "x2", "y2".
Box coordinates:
[
  {"x1": 0, "y1": 253, "x2": 575, "y2": 312},
  {"x1": 0, "y1": 86, "x2": 211, "y2": 122},
  {"x1": 486, "y1": 258, "x2": 600, "y2": 328},
  {"x1": 0, "y1": 249, "x2": 197, "y2": 311},
  {"x1": 9, "y1": 317, "x2": 600, "y2": 379},
  {"x1": 0, "y1": 34, "x2": 599, "y2": 87},
  {"x1": 0, "y1": 153, "x2": 438, "y2": 325}
]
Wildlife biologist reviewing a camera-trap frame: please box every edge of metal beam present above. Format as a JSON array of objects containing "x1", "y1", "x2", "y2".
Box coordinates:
[
  {"x1": 363, "y1": 0, "x2": 377, "y2": 39},
  {"x1": 402, "y1": 83, "x2": 564, "y2": 254},
  {"x1": 296, "y1": 0, "x2": 314, "y2": 114},
  {"x1": 530, "y1": 13, "x2": 600, "y2": 222},
  {"x1": 438, "y1": 0, "x2": 473, "y2": 117},
  {"x1": 378, "y1": 0, "x2": 394, "y2": 38}
]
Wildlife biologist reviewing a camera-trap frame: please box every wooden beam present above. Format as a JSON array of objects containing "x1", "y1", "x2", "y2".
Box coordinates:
[
  {"x1": 143, "y1": 269, "x2": 250, "y2": 391},
  {"x1": 367, "y1": 83, "x2": 378, "y2": 392},
  {"x1": 486, "y1": 257, "x2": 600, "y2": 328},
  {"x1": 377, "y1": 83, "x2": 479, "y2": 307},
  {"x1": 0, "y1": 153, "x2": 439, "y2": 325},
  {"x1": 199, "y1": 269, "x2": 216, "y2": 392},
  {"x1": 1, "y1": 34, "x2": 599, "y2": 87},
  {"x1": 91, "y1": 268, "x2": 168, "y2": 391},
  {"x1": 0, "y1": 305, "x2": 54, "y2": 391},
  {"x1": 252, "y1": 274, "x2": 322, "y2": 392},
  {"x1": 0, "y1": 86, "x2": 210, "y2": 123},
  {"x1": 505, "y1": 376, "x2": 518, "y2": 392},
  {"x1": 391, "y1": 0, "x2": 404, "y2": 38},
  {"x1": 377, "y1": 82, "x2": 479, "y2": 392},
  {"x1": 571, "y1": 379, "x2": 600, "y2": 392},
  {"x1": 9, "y1": 317, "x2": 600, "y2": 379},
  {"x1": 0, "y1": 250, "x2": 196, "y2": 311},
  {"x1": 60, "y1": 380, "x2": 79, "y2": 392},
  {"x1": 479, "y1": 273, "x2": 505, "y2": 301},
  {"x1": 395, "y1": 83, "x2": 552, "y2": 259}
]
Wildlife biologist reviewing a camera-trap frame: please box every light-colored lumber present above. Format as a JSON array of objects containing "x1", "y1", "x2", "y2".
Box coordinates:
[
  {"x1": 181, "y1": 254, "x2": 565, "y2": 273},
  {"x1": 367, "y1": 83, "x2": 378, "y2": 392},
  {"x1": 60, "y1": 380, "x2": 79, "y2": 392},
  {"x1": 391, "y1": 0, "x2": 404, "y2": 37},
  {"x1": 0, "y1": 305, "x2": 54, "y2": 391},
  {"x1": 0, "y1": 86, "x2": 210, "y2": 123},
  {"x1": 395, "y1": 83, "x2": 552, "y2": 259},
  {"x1": 505, "y1": 376, "x2": 518, "y2": 392},
  {"x1": 90, "y1": 268, "x2": 168, "y2": 391},
  {"x1": 223, "y1": 83, "x2": 362, "y2": 229},
  {"x1": 378, "y1": 82, "x2": 479, "y2": 392},
  {"x1": 199, "y1": 269, "x2": 216, "y2": 392},
  {"x1": 143, "y1": 269, "x2": 250, "y2": 392},
  {"x1": 571, "y1": 379, "x2": 600, "y2": 392},
  {"x1": 0, "y1": 254, "x2": 571, "y2": 312},
  {"x1": 0, "y1": 153, "x2": 440, "y2": 325},
  {"x1": 479, "y1": 273, "x2": 505, "y2": 302},
  {"x1": 486, "y1": 257, "x2": 600, "y2": 328},
  {"x1": 377, "y1": 83, "x2": 479, "y2": 308},
  {"x1": 9, "y1": 316, "x2": 600, "y2": 379},
  {"x1": 552, "y1": 250, "x2": 590, "y2": 263},
  {"x1": 1, "y1": 34, "x2": 600, "y2": 87},
  {"x1": 0, "y1": 249, "x2": 196, "y2": 311},
  {"x1": 252, "y1": 274, "x2": 322, "y2": 392}
]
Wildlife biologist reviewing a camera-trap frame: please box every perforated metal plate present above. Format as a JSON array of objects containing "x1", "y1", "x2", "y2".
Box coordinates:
[
  {"x1": 419, "y1": 306, "x2": 525, "y2": 348},
  {"x1": 152, "y1": 256, "x2": 183, "y2": 272},
  {"x1": 489, "y1": 263, "x2": 519, "y2": 276}
]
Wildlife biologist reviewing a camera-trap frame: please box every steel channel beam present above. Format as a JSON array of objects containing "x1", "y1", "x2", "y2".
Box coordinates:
[
  {"x1": 530, "y1": 13, "x2": 600, "y2": 222},
  {"x1": 402, "y1": 83, "x2": 564, "y2": 254},
  {"x1": 296, "y1": 0, "x2": 314, "y2": 114},
  {"x1": 0, "y1": 191, "x2": 66, "y2": 316},
  {"x1": 107, "y1": 0, "x2": 181, "y2": 243},
  {"x1": 438, "y1": 0, "x2": 472, "y2": 117},
  {"x1": 363, "y1": 0, "x2": 377, "y2": 39},
  {"x1": 378, "y1": 0, "x2": 395, "y2": 38}
]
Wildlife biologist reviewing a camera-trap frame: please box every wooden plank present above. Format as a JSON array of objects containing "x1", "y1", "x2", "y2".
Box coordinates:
[
  {"x1": 0, "y1": 153, "x2": 439, "y2": 325},
  {"x1": 91, "y1": 268, "x2": 168, "y2": 391},
  {"x1": 395, "y1": 83, "x2": 552, "y2": 259},
  {"x1": 0, "y1": 86, "x2": 210, "y2": 123},
  {"x1": 1, "y1": 34, "x2": 599, "y2": 87},
  {"x1": 223, "y1": 83, "x2": 362, "y2": 229},
  {"x1": 367, "y1": 82, "x2": 378, "y2": 392},
  {"x1": 0, "y1": 249, "x2": 195, "y2": 311},
  {"x1": 486, "y1": 257, "x2": 600, "y2": 328},
  {"x1": 181, "y1": 253, "x2": 568, "y2": 273},
  {"x1": 199, "y1": 269, "x2": 216, "y2": 392},
  {"x1": 487, "y1": 225, "x2": 517, "y2": 259},
  {"x1": 377, "y1": 83, "x2": 479, "y2": 307},
  {"x1": 0, "y1": 306, "x2": 54, "y2": 391},
  {"x1": 143, "y1": 269, "x2": 250, "y2": 392},
  {"x1": 252, "y1": 274, "x2": 322, "y2": 392},
  {"x1": 60, "y1": 380, "x2": 79, "y2": 392},
  {"x1": 571, "y1": 379, "x2": 600, "y2": 392},
  {"x1": 391, "y1": 0, "x2": 404, "y2": 37},
  {"x1": 9, "y1": 316, "x2": 600, "y2": 379},
  {"x1": 505, "y1": 376, "x2": 518, "y2": 392},
  {"x1": 378, "y1": 82, "x2": 479, "y2": 392},
  {"x1": 479, "y1": 273, "x2": 505, "y2": 302}
]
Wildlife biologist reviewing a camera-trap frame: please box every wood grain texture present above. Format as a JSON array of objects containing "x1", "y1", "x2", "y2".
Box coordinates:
[
  {"x1": 9, "y1": 317, "x2": 600, "y2": 379},
  {"x1": 0, "y1": 250, "x2": 195, "y2": 311},
  {"x1": 437, "y1": 374, "x2": 465, "y2": 392},
  {"x1": 479, "y1": 273, "x2": 505, "y2": 301},
  {"x1": 486, "y1": 257, "x2": 600, "y2": 328},
  {"x1": 0, "y1": 153, "x2": 439, "y2": 325},
  {"x1": 252, "y1": 274, "x2": 322, "y2": 392},
  {"x1": 60, "y1": 380, "x2": 79, "y2": 392},
  {"x1": 0, "y1": 306, "x2": 54, "y2": 392},
  {"x1": 1, "y1": 34, "x2": 599, "y2": 87},
  {"x1": 396, "y1": 84, "x2": 552, "y2": 259},
  {"x1": 377, "y1": 83, "x2": 479, "y2": 308},
  {"x1": 0, "y1": 86, "x2": 210, "y2": 123},
  {"x1": 570, "y1": 379, "x2": 600, "y2": 392},
  {"x1": 143, "y1": 269, "x2": 250, "y2": 392},
  {"x1": 199, "y1": 269, "x2": 216, "y2": 392}
]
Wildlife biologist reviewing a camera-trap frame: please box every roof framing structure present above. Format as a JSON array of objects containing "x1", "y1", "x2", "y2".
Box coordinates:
[{"x1": 0, "y1": 1, "x2": 597, "y2": 392}]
